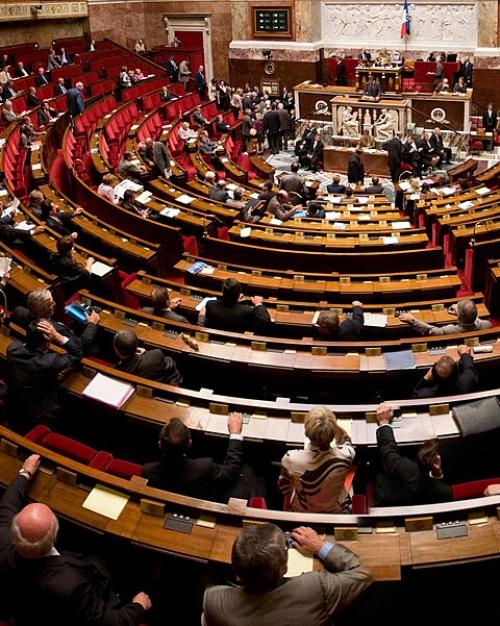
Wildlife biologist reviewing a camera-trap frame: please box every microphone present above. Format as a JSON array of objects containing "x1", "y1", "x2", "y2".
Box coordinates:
[{"x1": 470, "y1": 221, "x2": 482, "y2": 247}]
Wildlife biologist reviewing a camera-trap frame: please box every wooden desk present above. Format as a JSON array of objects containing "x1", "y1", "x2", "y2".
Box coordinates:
[
  {"x1": 324, "y1": 146, "x2": 389, "y2": 177},
  {"x1": 355, "y1": 66, "x2": 403, "y2": 93}
]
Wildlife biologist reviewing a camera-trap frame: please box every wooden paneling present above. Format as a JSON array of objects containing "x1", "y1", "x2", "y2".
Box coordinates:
[{"x1": 229, "y1": 58, "x2": 321, "y2": 92}]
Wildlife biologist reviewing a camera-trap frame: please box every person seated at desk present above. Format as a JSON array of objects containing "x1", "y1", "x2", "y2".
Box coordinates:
[
  {"x1": 40, "y1": 200, "x2": 83, "y2": 237},
  {"x1": 118, "y1": 150, "x2": 147, "y2": 182},
  {"x1": 294, "y1": 121, "x2": 317, "y2": 158},
  {"x1": 326, "y1": 173, "x2": 346, "y2": 194},
  {"x1": 358, "y1": 129, "x2": 375, "y2": 149},
  {"x1": 403, "y1": 134, "x2": 420, "y2": 174},
  {"x1": 374, "y1": 403, "x2": 452, "y2": 506},
  {"x1": 38, "y1": 101, "x2": 58, "y2": 127},
  {"x1": 417, "y1": 132, "x2": 440, "y2": 170},
  {"x1": 198, "y1": 129, "x2": 223, "y2": 169},
  {"x1": 120, "y1": 189, "x2": 151, "y2": 219},
  {"x1": 306, "y1": 201, "x2": 326, "y2": 219},
  {"x1": 433, "y1": 77, "x2": 450, "y2": 94},
  {"x1": 299, "y1": 132, "x2": 324, "y2": 172},
  {"x1": 347, "y1": 149, "x2": 365, "y2": 186},
  {"x1": 209, "y1": 179, "x2": 229, "y2": 202},
  {"x1": 279, "y1": 407, "x2": 355, "y2": 513},
  {"x1": 256, "y1": 179, "x2": 276, "y2": 206},
  {"x1": 202, "y1": 523, "x2": 372, "y2": 626},
  {"x1": 453, "y1": 76, "x2": 467, "y2": 94},
  {"x1": 280, "y1": 161, "x2": 306, "y2": 200},
  {"x1": 142, "y1": 286, "x2": 188, "y2": 323},
  {"x1": 142, "y1": 414, "x2": 264, "y2": 502},
  {"x1": 374, "y1": 48, "x2": 391, "y2": 66},
  {"x1": 1, "y1": 100, "x2": 18, "y2": 124},
  {"x1": 14, "y1": 60, "x2": 29, "y2": 78},
  {"x1": 268, "y1": 190, "x2": 300, "y2": 221},
  {"x1": 362, "y1": 74, "x2": 381, "y2": 99},
  {"x1": 429, "y1": 127, "x2": 452, "y2": 165},
  {"x1": 344, "y1": 186, "x2": 354, "y2": 199},
  {"x1": 159, "y1": 85, "x2": 175, "y2": 102},
  {"x1": 113, "y1": 329, "x2": 182, "y2": 385},
  {"x1": 178, "y1": 121, "x2": 198, "y2": 142},
  {"x1": 49, "y1": 234, "x2": 93, "y2": 296},
  {"x1": 20, "y1": 116, "x2": 43, "y2": 148},
  {"x1": 215, "y1": 113, "x2": 231, "y2": 134},
  {"x1": 201, "y1": 277, "x2": 271, "y2": 333},
  {"x1": 315, "y1": 302, "x2": 364, "y2": 340},
  {"x1": 412, "y1": 345, "x2": 478, "y2": 399},
  {"x1": 364, "y1": 176, "x2": 384, "y2": 194},
  {"x1": 227, "y1": 187, "x2": 248, "y2": 211},
  {"x1": 358, "y1": 49, "x2": 372, "y2": 64},
  {"x1": 97, "y1": 173, "x2": 120, "y2": 204},
  {"x1": 26, "y1": 86, "x2": 43, "y2": 108},
  {"x1": 193, "y1": 105, "x2": 209, "y2": 128},
  {"x1": 399, "y1": 298, "x2": 492, "y2": 335}
]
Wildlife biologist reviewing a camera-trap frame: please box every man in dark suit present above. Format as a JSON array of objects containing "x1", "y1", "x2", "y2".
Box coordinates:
[
  {"x1": 280, "y1": 161, "x2": 306, "y2": 200},
  {"x1": 364, "y1": 177, "x2": 384, "y2": 194},
  {"x1": 114, "y1": 330, "x2": 182, "y2": 385},
  {"x1": 6, "y1": 320, "x2": 81, "y2": 427},
  {"x1": 209, "y1": 180, "x2": 229, "y2": 202},
  {"x1": 11, "y1": 287, "x2": 100, "y2": 358},
  {"x1": 194, "y1": 64, "x2": 207, "y2": 100},
  {"x1": 335, "y1": 56, "x2": 347, "y2": 86},
  {"x1": 40, "y1": 200, "x2": 82, "y2": 237},
  {"x1": 2, "y1": 81, "x2": 17, "y2": 100},
  {"x1": 203, "y1": 278, "x2": 271, "y2": 333},
  {"x1": 347, "y1": 148, "x2": 365, "y2": 185},
  {"x1": 374, "y1": 403, "x2": 452, "y2": 506},
  {"x1": 429, "y1": 126, "x2": 451, "y2": 164},
  {"x1": 326, "y1": 174, "x2": 346, "y2": 194},
  {"x1": 383, "y1": 132, "x2": 403, "y2": 182},
  {"x1": 142, "y1": 286, "x2": 188, "y2": 323},
  {"x1": 193, "y1": 105, "x2": 209, "y2": 128},
  {"x1": 215, "y1": 113, "x2": 231, "y2": 134},
  {"x1": 461, "y1": 55, "x2": 473, "y2": 88},
  {"x1": 34, "y1": 66, "x2": 49, "y2": 87},
  {"x1": 165, "y1": 56, "x2": 178, "y2": 83},
  {"x1": 241, "y1": 108, "x2": 253, "y2": 151},
  {"x1": 142, "y1": 413, "x2": 257, "y2": 501},
  {"x1": 315, "y1": 301, "x2": 364, "y2": 340},
  {"x1": 412, "y1": 345, "x2": 478, "y2": 398},
  {"x1": 66, "y1": 81, "x2": 84, "y2": 118},
  {"x1": 37, "y1": 101, "x2": 57, "y2": 127},
  {"x1": 482, "y1": 102, "x2": 497, "y2": 132},
  {"x1": 202, "y1": 524, "x2": 372, "y2": 626},
  {"x1": 263, "y1": 104, "x2": 281, "y2": 155},
  {"x1": 14, "y1": 61, "x2": 29, "y2": 78},
  {"x1": 0, "y1": 454, "x2": 151, "y2": 624},
  {"x1": 138, "y1": 137, "x2": 171, "y2": 177},
  {"x1": 301, "y1": 132, "x2": 324, "y2": 172},
  {"x1": 54, "y1": 77, "x2": 67, "y2": 96},
  {"x1": 363, "y1": 75, "x2": 381, "y2": 99}
]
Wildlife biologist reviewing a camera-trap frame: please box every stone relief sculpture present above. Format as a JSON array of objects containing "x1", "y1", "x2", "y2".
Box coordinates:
[
  {"x1": 341, "y1": 106, "x2": 359, "y2": 136},
  {"x1": 373, "y1": 108, "x2": 398, "y2": 141}
]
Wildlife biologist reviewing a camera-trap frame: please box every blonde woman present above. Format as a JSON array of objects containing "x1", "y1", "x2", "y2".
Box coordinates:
[
  {"x1": 279, "y1": 406, "x2": 355, "y2": 513},
  {"x1": 97, "y1": 173, "x2": 120, "y2": 204}
]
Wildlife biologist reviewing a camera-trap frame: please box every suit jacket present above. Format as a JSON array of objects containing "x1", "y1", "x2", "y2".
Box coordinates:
[
  {"x1": 142, "y1": 438, "x2": 244, "y2": 501},
  {"x1": 241, "y1": 114, "x2": 253, "y2": 137},
  {"x1": 316, "y1": 306, "x2": 364, "y2": 341},
  {"x1": 38, "y1": 107, "x2": 56, "y2": 127},
  {"x1": 10, "y1": 306, "x2": 98, "y2": 358},
  {"x1": 195, "y1": 71, "x2": 206, "y2": 90},
  {"x1": 35, "y1": 73, "x2": 49, "y2": 86},
  {"x1": 66, "y1": 87, "x2": 84, "y2": 118},
  {"x1": 363, "y1": 81, "x2": 381, "y2": 98},
  {"x1": 412, "y1": 354, "x2": 478, "y2": 398},
  {"x1": 374, "y1": 425, "x2": 452, "y2": 506},
  {"x1": 277, "y1": 109, "x2": 290, "y2": 131},
  {"x1": 280, "y1": 173, "x2": 305, "y2": 196},
  {"x1": 14, "y1": 67, "x2": 29, "y2": 78},
  {"x1": 141, "y1": 307, "x2": 188, "y2": 323},
  {"x1": 209, "y1": 188, "x2": 229, "y2": 203},
  {"x1": 202, "y1": 543, "x2": 372, "y2": 626},
  {"x1": 309, "y1": 140, "x2": 324, "y2": 161},
  {"x1": 0, "y1": 475, "x2": 145, "y2": 626},
  {"x1": 117, "y1": 348, "x2": 182, "y2": 385},
  {"x1": 462, "y1": 61, "x2": 473, "y2": 86},
  {"x1": 364, "y1": 184, "x2": 384, "y2": 194},
  {"x1": 384, "y1": 137, "x2": 403, "y2": 170},
  {"x1": 205, "y1": 299, "x2": 271, "y2": 333},
  {"x1": 2, "y1": 87, "x2": 17, "y2": 101},
  {"x1": 151, "y1": 141, "x2": 170, "y2": 172},
  {"x1": 263, "y1": 110, "x2": 280, "y2": 134},
  {"x1": 216, "y1": 121, "x2": 231, "y2": 133},
  {"x1": 336, "y1": 61, "x2": 347, "y2": 86},
  {"x1": 165, "y1": 60, "x2": 178, "y2": 82},
  {"x1": 54, "y1": 83, "x2": 67, "y2": 96},
  {"x1": 347, "y1": 154, "x2": 364, "y2": 183},
  {"x1": 326, "y1": 182, "x2": 346, "y2": 194},
  {"x1": 6, "y1": 339, "x2": 80, "y2": 421},
  {"x1": 50, "y1": 252, "x2": 90, "y2": 293},
  {"x1": 429, "y1": 133, "x2": 445, "y2": 153},
  {"x1": 483, "y1": 110, "x2": 497, "y2": 132},
  {"x1": 44, "y1": 211, "x2": 77, "y2": 237}
]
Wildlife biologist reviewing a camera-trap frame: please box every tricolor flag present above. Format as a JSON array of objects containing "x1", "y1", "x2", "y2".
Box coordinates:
[{"x1": 401, "y1": 0, "x2": 411, "y2": 38}]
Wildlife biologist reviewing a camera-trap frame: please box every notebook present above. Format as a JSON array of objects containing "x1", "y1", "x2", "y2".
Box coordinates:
[
  {"x1": 383, "y1": 349, "x2": 416, "y2": 371},
  {"x1": 91, "y1": 261, "x2": 114, "y2": 278},
  {"x1": 83, "y1": 373, "x2": 134, "y2": 408}
]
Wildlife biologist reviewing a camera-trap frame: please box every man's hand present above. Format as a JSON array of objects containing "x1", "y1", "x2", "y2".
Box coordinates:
[
  {"x1": 484, "y1": 484, "x2": 500, "y2": 497},
  {"x1": 376, "y1": 402, "x2": 394, "y2": 426},
  {"x1": 135, "y1": 347, "x2": 146, "y2": 355},
  {"x1": 290, "y1": 527, "x2": 325, "y2": 556},
  {"x1": 399, "y1": 313, "x2": 416, "y2": 324},
  {"x1": 86, "y1": 310, "x2": 100, "y2": 325},
  {"x1": 352, "y1": 300, "x2": 363, "y2": 308},
  {"x1": 74, "y1": 207, "x2": 84, "y2": 215},
  {"x1": 423, "y1": 367, "x2": 434, "y2": 381},
  {"x1": 448, "y1": 304, "x2": 458, "y2": 316},
  {"x1": 457, "y1": 344, "x2": 471, "y2": 356},
  {"x1": 37, "y1": 320, "x2": 65, "y2": 345},
  {"x1": 227, "y1": 412, "x2": 243, "y2": 435},
  {"x1": 251, "y1": 296, "x2": 264, "y2": 306},
  {"x1": 132, "y1": 592, "x2": 152, "y2": 611},
  {"x1": 170, "y1": 297, "x2": 182, "y2": 310},
  {"x1": 23, "y1": 454, "x2": 41, "y2": 476},
  {"x1": 70, "y1": 232, "x2": 78, "y2": 240},
  {"x1": 32, "y1": 225, "x2": 45, "y2": 235}
]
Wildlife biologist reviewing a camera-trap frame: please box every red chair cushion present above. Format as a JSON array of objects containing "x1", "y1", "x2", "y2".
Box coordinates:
[
  {"x1": 89, "y1": 450, "x2": 114, "y2": 471},
  {"x1": 105, "y1": 458, "x2": 142, "y2": 479},
  {"x1": 43, "y1": 433, "x2": 98, "y2": 464},
  {"x1": 452, "y1": 478, "x2": 500, "y2": 500},
  {"x1": 25, "y1": 424, "x2": 51, "y2": 443}
]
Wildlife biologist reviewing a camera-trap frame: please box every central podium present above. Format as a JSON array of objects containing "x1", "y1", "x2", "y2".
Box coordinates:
[{"x1": 355, "y1": 65, "x2": 403, "y2": 94}]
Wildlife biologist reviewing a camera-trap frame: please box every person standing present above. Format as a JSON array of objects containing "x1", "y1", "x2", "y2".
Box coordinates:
[
  {"x1": 264, "y1": 103, "x2": 281, "y2": 155},
  {"x1": 347, "y1": 148, "x2": 365, "y2": 186},
  {"x1": 383, "y1": 132, "x2": 403, "y2": 183},
  {"x1": 66, "y1": 81, "x2": 84, "y2": 118},
  {"x1": 195, "y1": 65, "x2": 207, "y2": 100},
  {"x1": 178, "y1": 59, "x2": 191, "y2": 91}
]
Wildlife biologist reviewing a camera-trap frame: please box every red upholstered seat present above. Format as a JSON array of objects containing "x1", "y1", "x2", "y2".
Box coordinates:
[
  {"x1": 25, "y1": 424, "x2": 51, "y2": 443},
  {"x1": 43, "y1": 433, "x2": 98, "y2": 464},
  {"x1": 452, "y1": 478, "x2": 500, "y2": 500},
  {"x1": 105, "y1": 459, "x2": 142, "y2": 479},
  {"x1": 249, "y1": 497, "x2": 267, "y2": 509},
  {"x1": 89, "y1": 450, "x2": 114, "y2": 471}
]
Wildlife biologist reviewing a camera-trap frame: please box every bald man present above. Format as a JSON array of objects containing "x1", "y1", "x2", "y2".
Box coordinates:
[
  {"x1": 0, "y1": 454, "x2": 151, "y2": 625},
  {"x1": 412, "y1": 345, "x2": 478, "y2": 398}
]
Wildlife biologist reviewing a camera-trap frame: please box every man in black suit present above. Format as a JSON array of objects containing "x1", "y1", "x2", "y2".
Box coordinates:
[
  {"x1": 412, "y1": 345, "x2": 478, "y2": 398},
  {"x1": 142, "y1": 286, "x2": 188, "y2": 323},
  {"x1": 194, "y1": 64, "x2": 207, "y2": 100},
  {"x1": 326, "y1": 174, "x2": 346, "y2": 194},
  {"x1": 429, "y1": 126, "x2": 451, "y2": 165},
  {"x1": 301, "y1": 132, "x2": 324, "y2": 172},
  {"x1": 482, "y1": 102, "x2": 497, "y2": 132},
  {"x1": 54, "y1": 77, "x2": 67, "y2": 96},
  {"x1": 142, "y1": 413, "x2": 258, "y2": 502},
  {"x1": 114, "y1": 330, "x2": 182, "y2": 385},
  {"x1": 215, "y1": 113, "x2": 231, "y2": 134},
  {"x1": 263, "y1": 104, "x2": 281, "y2": 154},
  {"x1": 6, "y1": 320, "x2": 81, "y2": 427},
  {"x1": 202, "y1": 278, "x2": 271, "y2": 333},
  {"x1": 374, "y1": 403, "x2": 452, "y2": 506},
  {"x1": 0, "y1": 454, "x2": 151, "y2": 624},
  {"x1": 347, "y1": 149, "x2": 365, "y2": 185},
  {"x1": 37, "y1": 101, "x2": 57, "y2": 127},
  {"x1": 335, "y1": 56, "x2": 347, "y2": 86},
  {"x1": 461, "y1": 55, "x2": 473, "y2": 88},
  {"x1": 363, "y1": 75, "x2": 381, "y2": 99},
  {"x1": 165, "y1": 56, "x2": 178, "y2": 83},
  {"x1": 383, "y1": 132, "x2": 403, "y2": 182},
  {"x1": 315, "y1": 301, "x2": 364, "y2": 340},
  {"x1": 364, "y1": 177, "x2": 384, "y2": 194},
  {"x1": 66, "y1": 81, "x2": 85, "y2": 118},
  {"x1": 209, "y1": 180, "x2": 229, "y2": 202},
  {"x1": 40, "y1": 200, "x2": 82, "y2": 236},
  {"x1": 2, "y1": 81, "x2": 17, "y2": 100},
  {"x1": 14, "y1": 61, "x2": 29, "y2": 78},
  {"x1": 10, "y1": 287, "x2": 100, "y2": 358},
  {"x1": 34, "y1": 66, "x2": 49, "y2": 87}
]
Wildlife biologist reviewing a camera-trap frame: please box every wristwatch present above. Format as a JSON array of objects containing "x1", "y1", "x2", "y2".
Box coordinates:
[{"x1": 18, "y1": 468, "x2": 32, "y2": 480}]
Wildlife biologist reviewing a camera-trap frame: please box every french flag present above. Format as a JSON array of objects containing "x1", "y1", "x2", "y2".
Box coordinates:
[{"x1": 401, "y1": 0, "x2": 411, "y2": 38}]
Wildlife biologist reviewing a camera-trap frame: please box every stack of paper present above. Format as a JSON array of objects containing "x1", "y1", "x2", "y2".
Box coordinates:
[
  {"x1": 382, "y1": 236, "x2": 399, "y2": 245},
  {"x1": 135, "y1": 190, "x2": 153, "y2": 204},
  {"x1": 83, "y1": 373, "x2": 134, "y2": 408},
  {"x1": 475, "y1": 186, "x2": 490, "y2": 196},
  {"x1": 113, "y1": 179, "x2": 143, "y2": 199},
  {"x1": 0, "y1": 257, "x2": 11, "y2": 277},
  {"x1": 91, "y1": 261, "x2": 113, "y2": 277},
  {"x1": 14, "y1": 221, "x2": 35, "y2": 232},
  {"x1": 363, "y1": 313, "x2": 388, "y2": 328},
  {"x1": 391, "y1": 221, "x2": 411, "y2": 229},
  {"x1": 160, "y1": 207, "x2": 180, "y2": 218},
  {"x1": 176, "y1": 194, "x2": 195, "y2": 205},
  {"x1": 240, "y1": 227, "x2": 252, "y2": 238},
  {"x1": 458, "y1": 201, "x2": 474, "y2": 210},
  {"x1": 82, "y1": 484, "x2": 129, "y2": 520},
  {"x1": 284, "y1": 549, "x2": 314, "y2": 578}
]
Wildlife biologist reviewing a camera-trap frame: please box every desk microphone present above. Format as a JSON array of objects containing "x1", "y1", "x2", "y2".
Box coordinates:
[{"x1": 470, "y1": 221, "x2": 482, "y2": 246}]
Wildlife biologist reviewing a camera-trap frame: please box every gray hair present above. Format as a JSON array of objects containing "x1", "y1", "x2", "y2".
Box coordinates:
[{"x1": 11, "y1": 515, "x2": 59, "y2": 559}]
